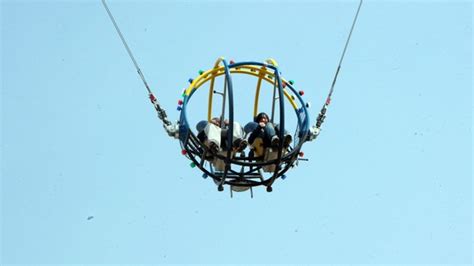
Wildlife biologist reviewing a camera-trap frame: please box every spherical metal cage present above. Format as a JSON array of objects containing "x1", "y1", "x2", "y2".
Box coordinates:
[{"x1": 178, "y1": 58, "x2": 310, "y2": 192}]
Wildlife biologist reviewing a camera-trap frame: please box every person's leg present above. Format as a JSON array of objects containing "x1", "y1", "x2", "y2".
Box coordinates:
[
  {"x1": 275, "y1": 124, "x2": 292, "y2": 148},
  {"x1": 197, "y1": 130, "x2": 206, "y2": 143},
  {"x1": 231, "y1": 122, "x2": 245, "y2": 141},
  {"x1": 196, "y1": 120, "x2": 209, "y2": 132},
  {"x1": 196, "y1": 120, "x2": 208, "y2": 143},
  {"x1": 204, "y1": 123, "x2": 221, "y2": 149},
  {"x1": 244, "y1": 122, "x2": 258, "y2": 134},
  {"x1": 263, "y1": 123, "x2": 278, "y2": 147},
  {"x1": 231, "y1": 122, "x2": 247, "y2": 151},
  {"x1": 263, "y1": 123, "x2": 279, "y2": 148},
  {"x1": 219, "y1": 128, "x2": 229, "y2": 151}
]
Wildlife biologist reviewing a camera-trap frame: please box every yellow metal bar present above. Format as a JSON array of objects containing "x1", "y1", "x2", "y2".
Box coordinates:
[
  {"x1": 184, "y1": 61, "x2": 299, "y2": 122},
  {"x1": 207, "y1": 57, "x2": 220, "y2": 120},
  {"x1": 205, "y1": 57, "x2": 223, "y2": 120},
  {"x1": 253, "y1": 66, "x2": 267, "y2": 117},
  {"x1": 265, "y1": 58, "x2": 279, "y2": 67}
]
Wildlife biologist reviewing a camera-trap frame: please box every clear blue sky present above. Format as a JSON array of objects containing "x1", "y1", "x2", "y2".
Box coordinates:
[{"x1": 1, "y1": 0, "x2": 472, "y2": 264}]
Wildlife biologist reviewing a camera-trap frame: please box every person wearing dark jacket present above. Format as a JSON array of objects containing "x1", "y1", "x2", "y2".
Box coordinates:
[{"x1": 247, "y1": 112, "x2": 292, "y2": 150}]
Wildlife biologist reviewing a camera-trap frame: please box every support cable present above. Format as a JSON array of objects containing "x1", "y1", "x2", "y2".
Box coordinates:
[
  {"x1": 311, "y1": 0, "x2": 363, "y2": 140},
  {"x1": 101, "y1": 0, "x2": 177, "y2": 137}
]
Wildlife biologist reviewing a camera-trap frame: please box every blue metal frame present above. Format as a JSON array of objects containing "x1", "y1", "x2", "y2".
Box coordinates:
[{"x1": 177, "y1": 60, "x2": 311, "y2": 191}]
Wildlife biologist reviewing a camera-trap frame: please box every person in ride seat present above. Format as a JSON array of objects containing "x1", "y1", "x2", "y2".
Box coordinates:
[
  {"x1": 246, "y1": 112, "x2": 292, "y2": 154},
  {"x1": 196, "y1": 117, "x2": 247, "y2": 155}
]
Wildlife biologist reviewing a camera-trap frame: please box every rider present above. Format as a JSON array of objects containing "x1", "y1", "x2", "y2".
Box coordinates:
[
  {"x1": 196, "y1": 117, "x2": 247, "y2": 154},
  {"x1": 246, "y1": 112, "x2": 292, "y2": 150}
]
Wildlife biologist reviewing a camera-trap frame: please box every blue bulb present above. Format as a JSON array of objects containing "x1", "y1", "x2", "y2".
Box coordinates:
[
  {"x1": 202, "y1": 173, "x2": 208, "y2": 179},
  {"x1": 281, "y1": 174, "x2": 287, "y2": 180}
]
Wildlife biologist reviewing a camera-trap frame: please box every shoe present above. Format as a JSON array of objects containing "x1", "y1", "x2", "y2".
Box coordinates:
[
  {"x1": 283, "y1": 135, "x2": 292, "y2": 148},
  {"x1": 204, "y1": 152, "x2": 214, "y2": 161},
  {"x1": 209, "y1": 142, "x2": 219, "y2": 154},
  {"x1": 271, "y1": 136, "x2": 280, "y2": 148},
  {"x1": 233, "y1": 139, "x2": 248, "y2": 152}
]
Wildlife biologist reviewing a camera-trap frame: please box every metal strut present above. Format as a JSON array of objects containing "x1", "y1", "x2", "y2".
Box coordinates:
[
  {"x1": 101, "y1": 0, "x2": 178, "y2": 138},
  {"x1": 310, "y1": 0, "x2": 363, "y2": 141}
]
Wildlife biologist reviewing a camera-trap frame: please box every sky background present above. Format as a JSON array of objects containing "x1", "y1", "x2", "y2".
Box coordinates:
[{"x1": 1, "y1": 0, "x2": 472, "y2": 264}]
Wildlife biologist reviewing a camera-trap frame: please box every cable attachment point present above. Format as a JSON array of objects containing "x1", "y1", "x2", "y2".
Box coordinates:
[
  {"x1": 316, "y1": 104, "x2": 327, "y2": 128},
  {"x1": 306, "y1": 108, "x2": 325, "y2": 142},
  {"x1": 148, "y1": 93, "x2": 178, "y2": 138},
  {"x1": 149, "y1": 93, "x2": 169, "y2": 123},
  {"x1": 164, "y1": 123, "x2": 180, "y2": 139},
  {"x1": 307, "y1": 103, "x2": 327, "y2": 141},
  {"x1": 307, "y1": 125, "x2": 321, "y2": 141}
]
